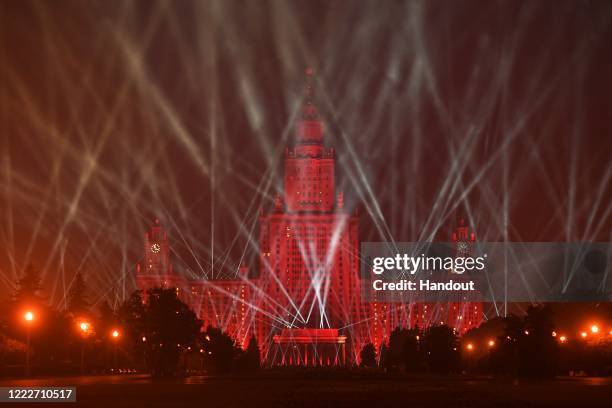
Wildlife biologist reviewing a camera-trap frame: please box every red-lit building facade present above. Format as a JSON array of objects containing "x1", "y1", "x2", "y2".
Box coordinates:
[
  {"x1": 256, "y1": 84, "x2": 363, "y2": 365},
  {"x1": 136, "y1": 75, "x2": 482, "y2": 366}
]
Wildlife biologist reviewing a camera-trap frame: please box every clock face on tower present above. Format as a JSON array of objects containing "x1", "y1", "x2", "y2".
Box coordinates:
[
  {"x1": 457, "y1": 241, "x2": 469, "y2": 253},
  {"x1": 151, "y1": 243, "x2": 161, "y2": 253}
]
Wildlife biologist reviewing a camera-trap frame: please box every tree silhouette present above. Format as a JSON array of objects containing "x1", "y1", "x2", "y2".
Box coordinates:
[
  {"x1": 118, "y1": 292, "x2": 145, "y2": 345},
  {"x1": 402, "y1": 328, "x2": 421, "y2": 372},
  {"x1": 118, "y1": 291, "x2": 146, "y2": 337},
  {"x1": 421, "y1": 325, "x2": 459, "y2": 373},
  {"x1": 14, "y1": 264, "x2": 43, "y2": 304},
  {"x1": 200, "y1": 326, "x2": 238, "y2": 373},
  {"x1": 145, "y1": 288, "x2": 201, "y2": 377},
  {"x1": 379, "y1": 343, "x2": 389, "y2": 371},
  {"x1": 243, "y1": 336, "x2": 261, "y2": 371},
  {"x1": 386, "y1": 327, "x2": 422, "y2": 372},
  {"x1": 119, "y1": 288, "x2": 201, "y2": 377},
  {"x1": 98, "y1": 300, "x2": 116, "y2": 327},
  {"x1": 489, "y1": 309, "x2": 558, "y2": 378},
  {"x1": 118, "y1": 291, "x2": 147, "y2": 369},
  {"x1": 67, "y1": 272, "x2": 90, "y2": 315},
  {"x1": 519, "y1": 305, "x2": 557, "y2": 377},
  {"x1": 387, "y1": 327, "x2": 407, "y2": 371},
  {"x1": 359, "y1": 343, "x2": 377, "y2": 368}
]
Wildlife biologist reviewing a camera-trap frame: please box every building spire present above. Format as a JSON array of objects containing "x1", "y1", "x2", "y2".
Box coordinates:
[
  {"x1": 296, "y1": 67, "x2": 323, "y2": 145},
  {"x1": 301, "y1": 67, "x2": 318, "y2": 120}
]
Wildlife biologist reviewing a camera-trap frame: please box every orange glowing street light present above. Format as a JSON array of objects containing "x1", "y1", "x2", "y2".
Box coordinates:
[
  {"x1": 111, "y1": 329, "x2": 120, "y2": 339},
  {"x1": 559, "y1": 335, "x2": 567, "y2": 343},
  {"x1": 590, "y1": 325, "x2": 599, "y2": 334},
  {"x1": 466, "y1": 343, "x2": 474, "y2": 351},
  {"x1": 488, "y1": 340, "x2": 495, "y2": 347},
  {"x1": 580, "y1": 331, "x2": 587, "y2": 339},
  {"x1": 23, "y1": 310, "x2": 35, "y2": 376},
  {"x1": 79, "y1": 321, "x2": 91, "y2": 334}
]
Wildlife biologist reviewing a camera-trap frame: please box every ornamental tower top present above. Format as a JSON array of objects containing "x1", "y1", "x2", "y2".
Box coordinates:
[{"x1": 284, "y1": 68, "x2": 336, "y2": 213}]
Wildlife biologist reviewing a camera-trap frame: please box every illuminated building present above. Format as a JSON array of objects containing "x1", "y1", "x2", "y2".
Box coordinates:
[
  {"x1": 136, "y1": 222, "x2": 254, "y2": 349},
  {"x1": 191, "y1": 266, "x2": 254, "y2": 350},
  {"x1": 135, "y1": 72, "x2": 482, "y2": 366},
  {"x1": 257, "y1": 71, "x2": 361, "y2": 365}
]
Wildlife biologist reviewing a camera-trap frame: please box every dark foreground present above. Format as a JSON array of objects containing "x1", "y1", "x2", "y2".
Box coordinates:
[{"x1": 1, "y1": 373, "x2": 611, "y2": 407}]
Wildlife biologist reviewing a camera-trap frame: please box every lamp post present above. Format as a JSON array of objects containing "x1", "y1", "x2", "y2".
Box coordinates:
[
  {"x1": 23, "y1": 311, "x2": 34, "y2": 376},
  {"x1": 111, "y1": 329, "x2": 120, "y2": 369},
  {"x1": 466, "y1": 343, "x2": 474, "y2": 373},
  {"x1": 78, "y1": 321, "x2": 91, "y2": 375}
]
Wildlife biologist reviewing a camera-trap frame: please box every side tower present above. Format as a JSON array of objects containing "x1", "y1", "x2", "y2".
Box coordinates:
[
  {"x1": 448, "y1": 218, "x2": 483, "y2": 333},
  {"x1": 136, "y1": 219, "x2": 186, "y2": 300}
]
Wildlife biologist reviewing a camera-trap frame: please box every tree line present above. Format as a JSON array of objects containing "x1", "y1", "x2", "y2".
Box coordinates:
[
  {"x1": 359, "y1": 304, "x2": 612, "y2": 377},
  {"x1": 0, "y1": 265, "x2": 260, "y2": 377},
  {"x1": 1, "y1": 265, "x2": 610, "y2": 378}
]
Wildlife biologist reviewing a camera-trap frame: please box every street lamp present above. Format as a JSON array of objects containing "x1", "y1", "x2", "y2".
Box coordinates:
[
  {"x1": 559, "y1": 335, "x2": 567, "y2": 343},
  {"x1": 23, "y1": 311, "x2": 35, "y2": 376},
  {"x1": 465, "y1": 343, "x2": 474, "y2": 374},
  {"x1": 580, "y1": 331, "x2": 587, "y2": 339},
  {"x1": 78, "y1": 320, "x2": 92, "y2": 375},
  {"x1": 110, "y1": 329, "x2": 121, "y2": 369},
  {"x1": 488, "y1": 340, "x2": 495, "y2": 347},
  {"x1": 590, "y1": 325, "x2": 599, "y2": 334}
]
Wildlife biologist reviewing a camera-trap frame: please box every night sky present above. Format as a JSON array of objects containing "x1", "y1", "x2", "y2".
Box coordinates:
[{"x1": 0, "y1": 0, "x2": 611, "y2": 307}]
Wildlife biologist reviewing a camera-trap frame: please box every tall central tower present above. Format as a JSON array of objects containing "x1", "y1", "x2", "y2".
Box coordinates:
[{"x1": 258, "y1": 70, "x2": 362, "y2": 365}]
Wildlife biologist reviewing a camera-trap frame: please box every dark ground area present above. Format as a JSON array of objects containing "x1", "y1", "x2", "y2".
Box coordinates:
[{"x1": 1, "y1": 374, "x2": 611, "y2": 407}]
